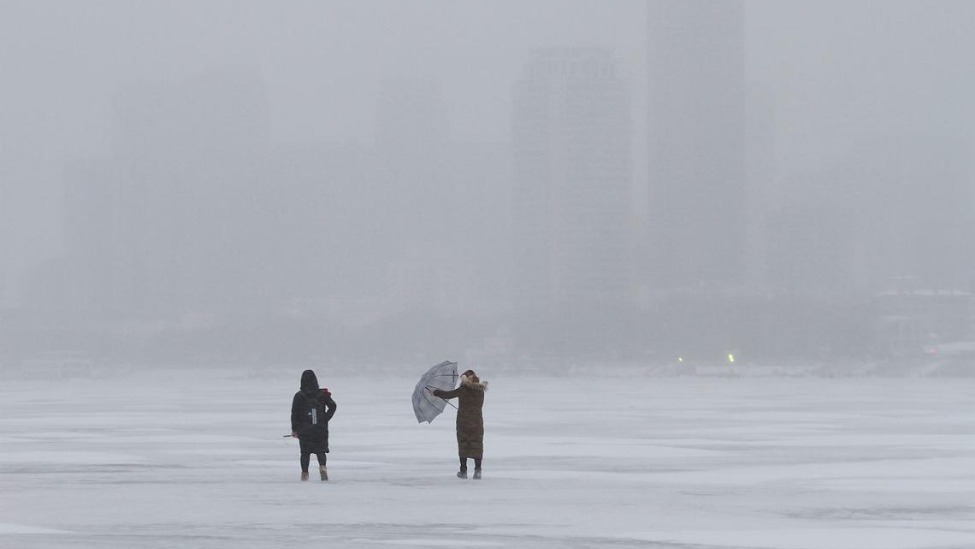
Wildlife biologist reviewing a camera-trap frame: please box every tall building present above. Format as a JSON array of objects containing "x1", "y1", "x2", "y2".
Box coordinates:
[
  {"x1": 511, "y1": 48, "x2": 631, "y2": 313},
  {"x1": 647, "y1": 0, "x2": 746, "y2": 290},
  {"x1": 112, "y1": 68, "x2": 271, "y2": 316},
  {"x1": 373, "y1": 77, "x2": 452, "y2": 311}
]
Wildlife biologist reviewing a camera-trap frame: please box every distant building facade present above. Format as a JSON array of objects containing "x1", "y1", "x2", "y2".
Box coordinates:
[
  {"x1": 511, "y1": 48, "x2": 632, "y2": 313},
  {"x1": 647, "y1": 0, "x2": 746, "y2": 290},
  {"x1": 111, "y1": 68, "x2": 272, "y2": 316}
]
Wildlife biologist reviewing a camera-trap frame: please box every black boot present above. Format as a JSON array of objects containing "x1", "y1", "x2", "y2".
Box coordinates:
[{"x1": 457, "y1": 456, "x2": 468, "y2": 478}]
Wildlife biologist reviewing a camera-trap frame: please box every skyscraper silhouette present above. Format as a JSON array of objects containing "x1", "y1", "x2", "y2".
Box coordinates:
[
  {"x1": 647, "y1": 0, "x2": 746, "y2": 290},
  {"x1": 512, "y1": 48, "x2": 631, "y2": 313}
]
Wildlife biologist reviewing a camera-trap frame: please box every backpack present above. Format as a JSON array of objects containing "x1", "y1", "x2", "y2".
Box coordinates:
[{"x1": 299, "y1": 391, "x2": 329, "y2": 434}]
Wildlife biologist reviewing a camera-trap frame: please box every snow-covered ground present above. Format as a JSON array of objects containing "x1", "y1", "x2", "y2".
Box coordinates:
[{"x1": 1, "y1": 369, "x2": 974, "y2": 548}]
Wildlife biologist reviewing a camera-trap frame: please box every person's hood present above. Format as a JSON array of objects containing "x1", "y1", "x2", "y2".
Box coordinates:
[
  {"x1": 300, "y1": 370, "x2": 320, "y2": 393},
  {"x1": 460, "y1": 373, "x2": 488, "y2": 391}
]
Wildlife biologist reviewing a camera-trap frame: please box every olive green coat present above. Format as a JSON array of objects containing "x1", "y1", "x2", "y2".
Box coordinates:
[{"x1": 434, "y1": 375, "x2": 487, "y2": 459}]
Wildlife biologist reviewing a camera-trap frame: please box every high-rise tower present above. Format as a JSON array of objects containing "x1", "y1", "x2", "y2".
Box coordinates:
[
  {"x1": 647, "y1": 0, "x2": 746, "y2": 289},
  {"x1": 512, "y1": 48, "x2": 631, "y2": 313}
]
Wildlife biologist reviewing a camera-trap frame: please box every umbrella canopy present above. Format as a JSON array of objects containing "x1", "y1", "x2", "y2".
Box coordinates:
[{"x1": 412, "y1": 360, "x2": 458, "y2": 424}]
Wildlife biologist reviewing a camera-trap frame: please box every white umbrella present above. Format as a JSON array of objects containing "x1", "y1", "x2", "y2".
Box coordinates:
[{"x1": 412, "y1": 360, "x2": 458, "y2": 423}]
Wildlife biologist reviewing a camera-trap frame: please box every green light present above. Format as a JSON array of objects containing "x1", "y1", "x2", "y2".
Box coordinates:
[
  {"x1": 677, "y1": 357, "x2": 683, "y2": 363},
  {"x1": 727, "y1": 353, "x2": 735, "y2": 363}
]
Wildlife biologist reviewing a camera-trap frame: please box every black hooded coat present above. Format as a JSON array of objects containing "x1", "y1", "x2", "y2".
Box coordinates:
[{"x1": 291, "y1": 370, "x2": 337, "y2": 454}]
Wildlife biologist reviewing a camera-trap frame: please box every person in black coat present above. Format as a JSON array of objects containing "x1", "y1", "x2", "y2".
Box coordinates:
[{"x1": 291, "y1": 369, "x2": 337, "y2": 481}]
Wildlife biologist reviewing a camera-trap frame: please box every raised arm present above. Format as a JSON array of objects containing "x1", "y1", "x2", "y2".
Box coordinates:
[{"x1": 433, "y1": 387, "x2": 461, "y2": 400}]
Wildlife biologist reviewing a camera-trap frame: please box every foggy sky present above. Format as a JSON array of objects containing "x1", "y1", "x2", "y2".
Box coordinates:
[
  {"x1": 747, "y1": 0, "x2": 975, "y2": 176},
  {"x1": 0, "y1": 0, "x2": 648, "y2": 305},
  {"x1": 3, "y1": 0, "x2": 975, "y2": 309}
]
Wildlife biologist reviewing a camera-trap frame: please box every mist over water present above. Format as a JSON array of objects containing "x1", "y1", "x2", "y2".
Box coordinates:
[{"x1": 2, "y1": 1, "x2": 975, "y2": 372}]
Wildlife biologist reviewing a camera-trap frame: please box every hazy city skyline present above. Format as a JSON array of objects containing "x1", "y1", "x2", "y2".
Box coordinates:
[
  {"x1": 3, "y1": 1, "x2": 975, "y2": 364},
  {"x1": 0, "y1": 1, "x2": 649, "y2": 308}
]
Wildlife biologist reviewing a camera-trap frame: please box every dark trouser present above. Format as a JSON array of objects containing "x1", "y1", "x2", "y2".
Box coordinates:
[
  {"x1": 298, "y1": 435, "x2": 329, "y2": 472},
  {"x1": 301, "y1": 452, "x2": 327, "y2": 472},
  {"x1": 459, "y1": 456, "x2": 482, "y2": 471}
]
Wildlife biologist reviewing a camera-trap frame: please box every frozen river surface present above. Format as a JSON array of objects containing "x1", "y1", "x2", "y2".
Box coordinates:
[{"x1": 1, "y1": 369, "x2": 974, "y2": 548}]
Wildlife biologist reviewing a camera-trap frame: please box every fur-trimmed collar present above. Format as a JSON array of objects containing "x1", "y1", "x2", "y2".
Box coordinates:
[{"x1": 460, "y1": 374, "x2": 488, "y2": 391}]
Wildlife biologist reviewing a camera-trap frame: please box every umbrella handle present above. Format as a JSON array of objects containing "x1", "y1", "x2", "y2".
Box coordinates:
[{"x1": 423, "y1": 385, "x2": 459, "y2": 410}]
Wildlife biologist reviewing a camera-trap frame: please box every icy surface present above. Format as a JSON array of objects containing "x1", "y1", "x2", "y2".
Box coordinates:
[{"x1": 1, "y1": 370, "x2": 974, "y2": 548}]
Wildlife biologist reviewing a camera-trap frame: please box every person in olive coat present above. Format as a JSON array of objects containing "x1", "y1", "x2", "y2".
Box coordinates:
[
  {"x1": 291, "y1": 369, "x2": 337, "y2": 481},
  {"x1": 433, "y1": 369, "x2": 488, "y2": 479}
]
